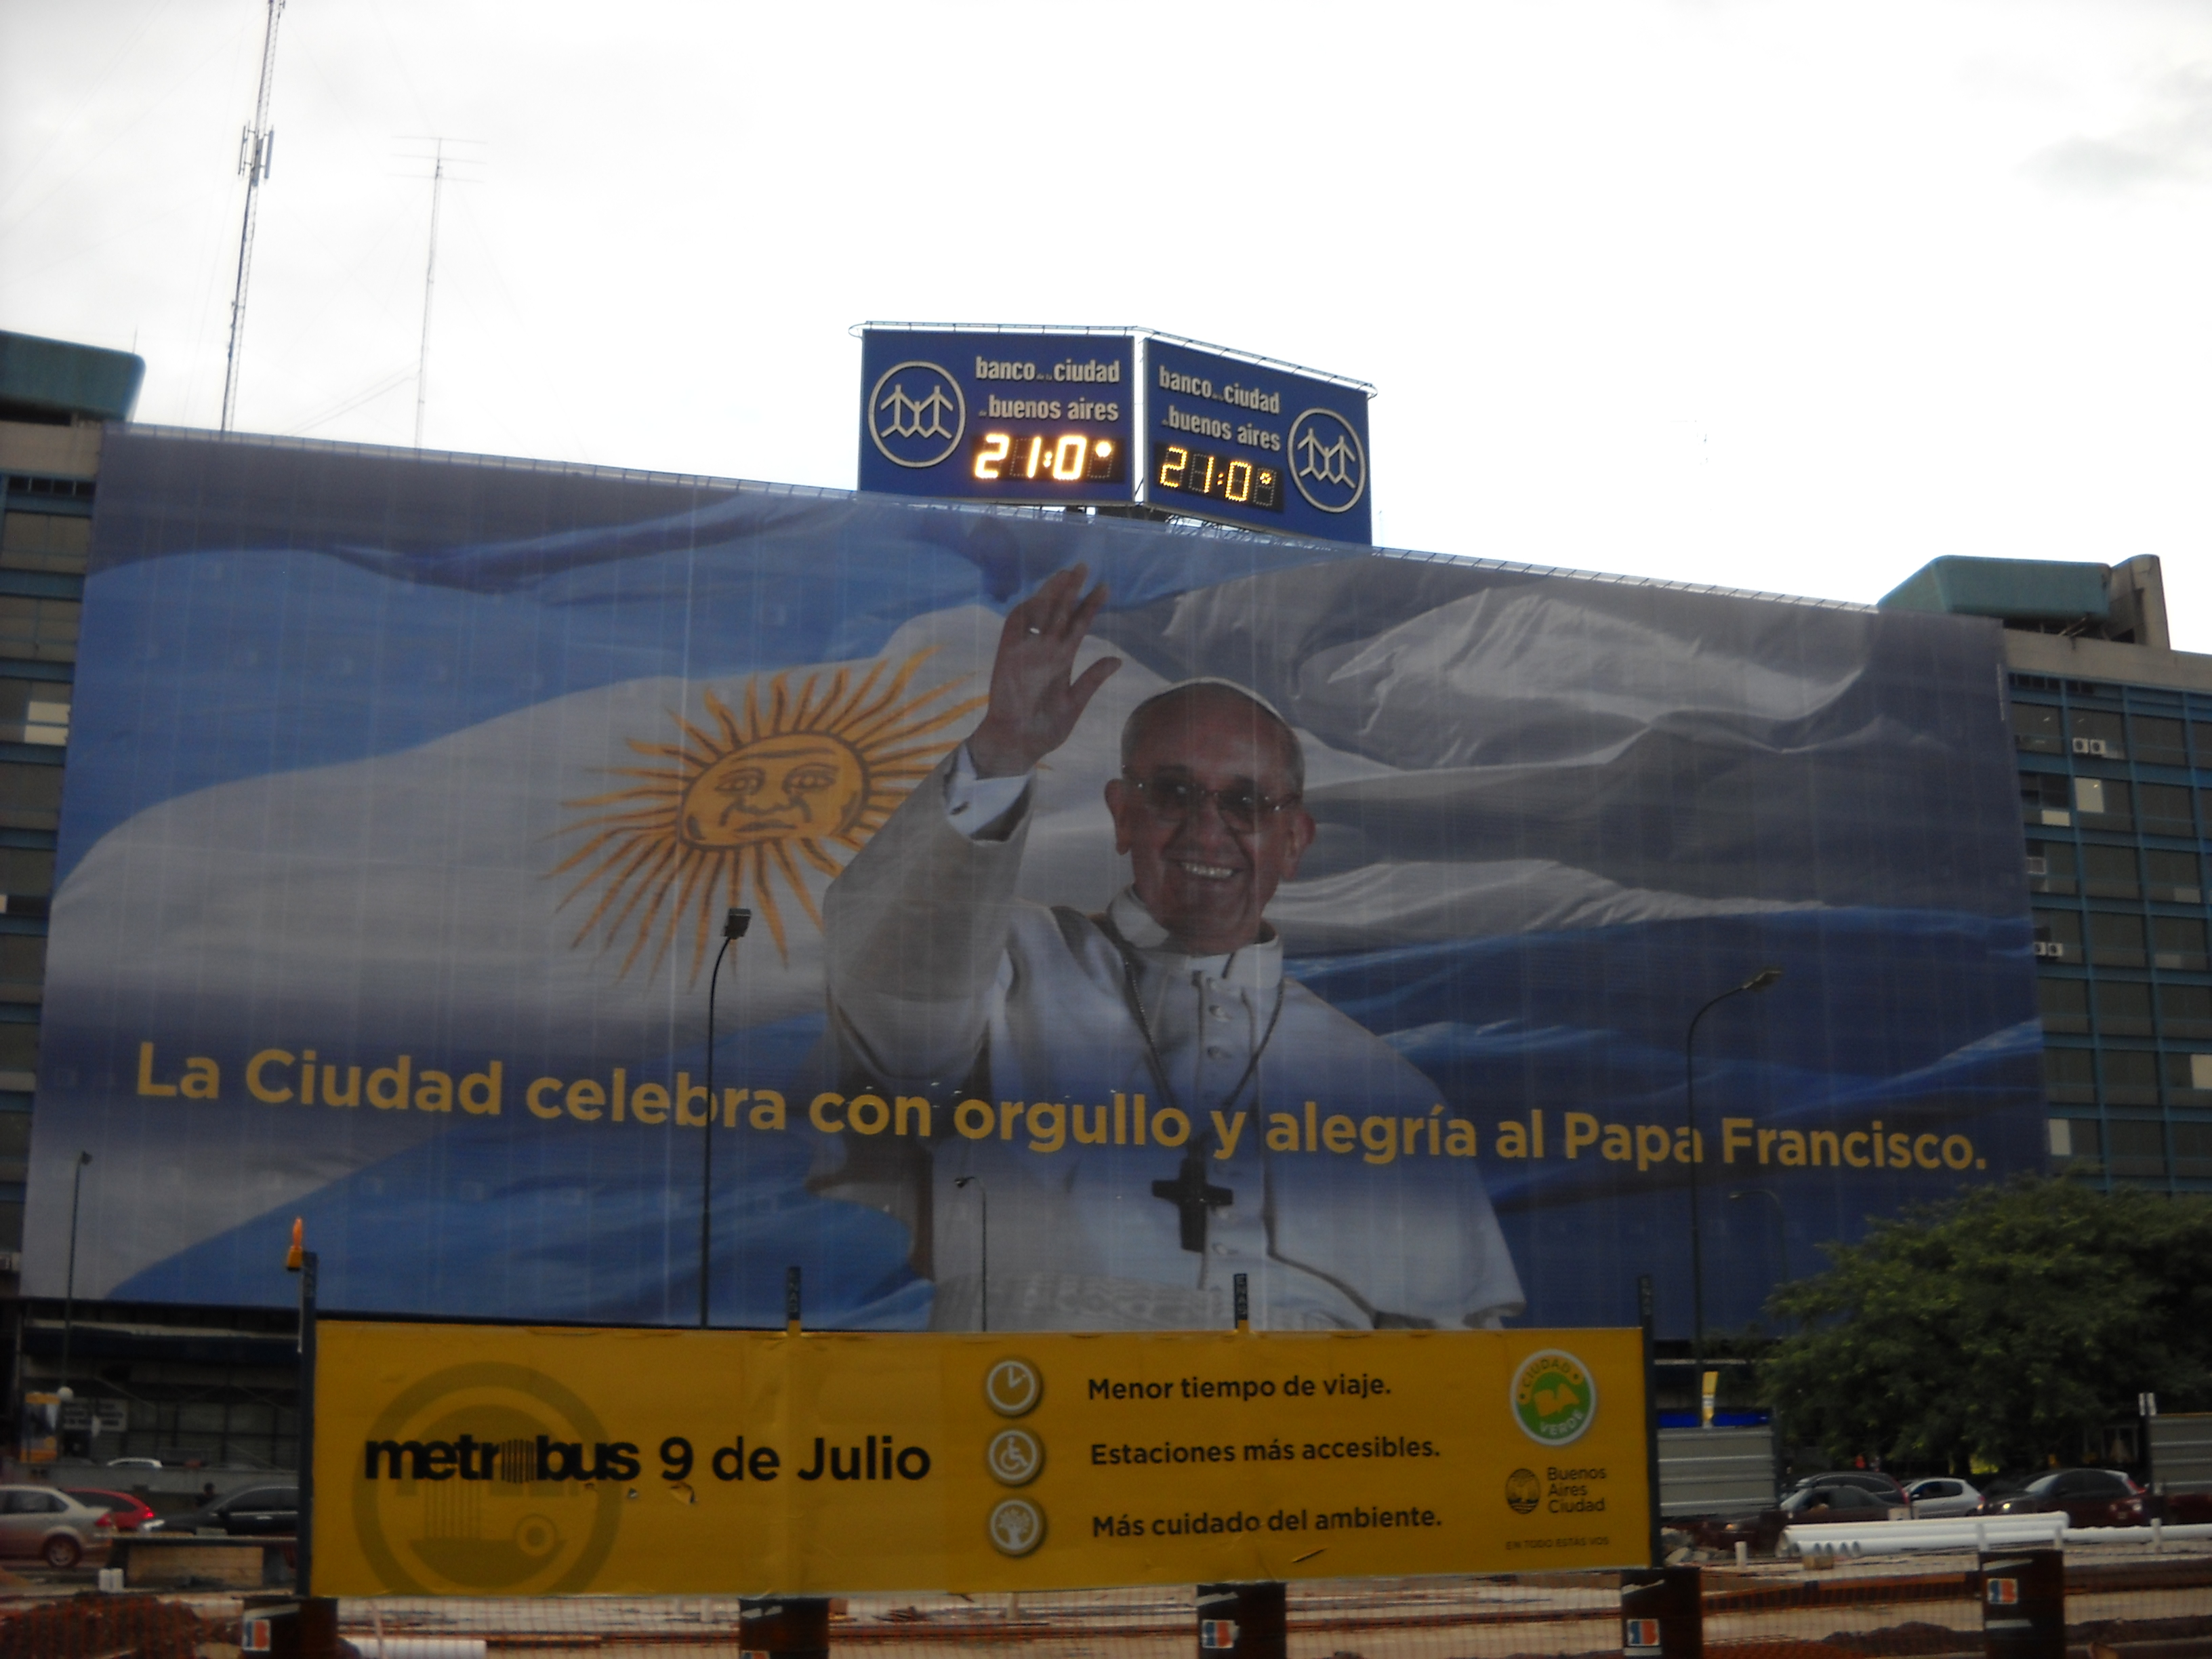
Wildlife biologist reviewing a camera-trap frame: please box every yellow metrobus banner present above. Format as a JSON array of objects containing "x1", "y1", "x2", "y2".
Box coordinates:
[{"x1": 312, "y1": 1320, "x2": 1649, "y2": 1595}]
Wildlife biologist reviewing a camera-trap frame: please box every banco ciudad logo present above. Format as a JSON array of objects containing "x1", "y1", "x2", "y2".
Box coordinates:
[
  {"x1": 1511, "y1": 1349, "x2": 1596, "y2": 1447},
  {"x1": 869, "y1": 361, "x2": 966, "y2": 468},
  {"x1": 1287, "y1": 407, "x2": 1366, "y2": 513}
]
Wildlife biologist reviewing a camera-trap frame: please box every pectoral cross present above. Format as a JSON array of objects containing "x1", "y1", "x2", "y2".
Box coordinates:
[{"x1": 1151, "y1": 1144, "x2": 1233, "y2": 1254}]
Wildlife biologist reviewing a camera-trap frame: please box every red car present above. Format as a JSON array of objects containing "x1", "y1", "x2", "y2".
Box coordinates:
[
  {"x1": 62, "y1": 1489, "x2": 158, "y2": 1533},
  {"x1": 1975, "y1": 1467, "x2": 2143, "y2": 1528}
]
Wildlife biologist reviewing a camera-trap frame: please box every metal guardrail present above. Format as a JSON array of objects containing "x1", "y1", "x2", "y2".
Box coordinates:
[
  {"x1": 2152, "y1": 1411, "x2": 2212, "y2": 1490},
  {"x1": 1784, "y1": 1513, "x2": 2212, "y2": 1557},
  {"x1": 1785, "y1": 1513, "x2": 2064, "y2": 1557},
  {"x1": 1656, "y1": 1425, "x2": 1776, "y2": 1517}
]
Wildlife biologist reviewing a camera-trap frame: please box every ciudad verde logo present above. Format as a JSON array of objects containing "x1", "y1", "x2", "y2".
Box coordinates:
[{"x1": 1510, "y1": 1349, "x2": 1595, "y2": 1446}]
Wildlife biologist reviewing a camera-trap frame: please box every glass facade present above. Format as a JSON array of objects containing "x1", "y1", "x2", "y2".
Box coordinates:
[{"x1": 2017, "y1": 672, "x2": 2212, "y2": 1189}]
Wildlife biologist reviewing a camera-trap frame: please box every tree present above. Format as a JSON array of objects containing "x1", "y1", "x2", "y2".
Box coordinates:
[{"x1": 1761, "y1": 1176, "x2": 2212, "y2": 1472}]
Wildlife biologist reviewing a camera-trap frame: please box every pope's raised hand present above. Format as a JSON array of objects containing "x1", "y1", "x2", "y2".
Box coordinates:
[{"x1": 966, "y1": 565, "x2": 1122, "y2": 779}]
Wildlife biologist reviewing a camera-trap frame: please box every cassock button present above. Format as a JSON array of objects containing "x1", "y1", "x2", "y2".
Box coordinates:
[
  {"x1": 1208, "y1": 1005, "x2": 1228, "y2": 1020},
  {"x1": 1206, "y1": 1046, "x2": 1229, "y2": 1060}
]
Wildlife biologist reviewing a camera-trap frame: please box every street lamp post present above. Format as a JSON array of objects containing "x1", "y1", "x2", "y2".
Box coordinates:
[
  {"x1": 700, "y1": 907, "x2": 752, "y2": 1330},
  {"x1": 60, "y1": 1151, "x2": 91, "y2": 1408},
  {"x1": 1685, "y1": 968, "x2": 1781, "y2": 1370},
  {"x1": 1728, "y1": 1186, "x2": 1790, "y2": 1325},
  {"x1": 954, "y1": 1176, "x2": 988, "y2": 1332}
]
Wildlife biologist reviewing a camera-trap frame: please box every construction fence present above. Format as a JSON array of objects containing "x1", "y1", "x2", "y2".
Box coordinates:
[{"x1": 4, "y1": 1542, "x2": 2210, "y2": 1659}]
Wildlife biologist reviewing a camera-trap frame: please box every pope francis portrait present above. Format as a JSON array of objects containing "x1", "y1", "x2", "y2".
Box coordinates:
[{"x1": 825, "y1": 566, "x2": 1523, "y2": 1333}]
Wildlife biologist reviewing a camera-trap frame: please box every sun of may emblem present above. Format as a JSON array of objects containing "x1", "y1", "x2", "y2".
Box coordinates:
[{"x1": 550, "y1": 649, "x2": 983, "y2": 975}]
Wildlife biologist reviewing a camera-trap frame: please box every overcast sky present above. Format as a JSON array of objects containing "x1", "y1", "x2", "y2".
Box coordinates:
[{"x1": 5, "y1": 2, "x2": 2210, "y2": 641}]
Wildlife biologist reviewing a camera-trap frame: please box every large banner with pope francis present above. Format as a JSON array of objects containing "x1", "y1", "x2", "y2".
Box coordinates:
[{"x1": 20, "y1": 426, "x2": 2043, "y2": 1338}]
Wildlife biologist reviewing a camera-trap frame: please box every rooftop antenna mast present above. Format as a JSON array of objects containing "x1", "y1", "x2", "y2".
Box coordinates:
[
  {"x1": 415, "y1": 139, "x2": 447, "y2": 449},
  {"x1": 220, "y1": 0, "x2": 286, "y2": 433}
]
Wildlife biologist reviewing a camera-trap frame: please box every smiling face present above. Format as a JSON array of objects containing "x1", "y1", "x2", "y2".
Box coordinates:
[
  {"x1": 1104, "y1": 685, "x2": 1315, "y2": 955},
  {"x1": 680, "y1": 735, "x2": 866, "y2": 848}
]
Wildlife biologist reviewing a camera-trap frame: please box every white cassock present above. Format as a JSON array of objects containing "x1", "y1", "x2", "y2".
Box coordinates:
[{"x1": 823, "y1": 748, "x2": 1525, "y2": 1333}]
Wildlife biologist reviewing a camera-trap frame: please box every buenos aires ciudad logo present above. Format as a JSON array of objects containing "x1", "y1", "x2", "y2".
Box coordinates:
[{"x1": 1511, "y1": 1349, "x2": 1596, "y2": 1446}]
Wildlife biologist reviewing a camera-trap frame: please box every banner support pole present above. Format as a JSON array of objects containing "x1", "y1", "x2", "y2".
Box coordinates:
[
  {"x1": 297, "y1": 1248, "x2": 318, "y2": 1596},
  {"x1": 1639, "y1": 1272, "x2": 1661, "y2": 1570}
]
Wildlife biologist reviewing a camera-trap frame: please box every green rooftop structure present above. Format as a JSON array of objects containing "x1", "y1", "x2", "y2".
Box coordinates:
[{"x1": 0, "y1": 330, "x2": 144, "y2": 426}]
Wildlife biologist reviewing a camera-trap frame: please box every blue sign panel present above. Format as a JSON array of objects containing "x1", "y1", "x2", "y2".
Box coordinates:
[
  {"x1": 1145, "y1": 338, "x2": 1372, "y2": 545},
  {"x1": 858, "y1": 329, "x2": 1136, "y2": 507}
]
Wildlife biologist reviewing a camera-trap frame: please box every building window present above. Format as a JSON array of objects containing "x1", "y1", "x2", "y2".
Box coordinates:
[
  {"x1": 2088, "y1": 911, "x2": 2146, "y2": 967},
  {"x1": 0, "y1": 847, "x2": 53, "y2": 904},
  {"x1": 2131, "y1": 714, "x2": 2188, "y2": 767},
  {"x1": 0, "y1": 761, "x2": 62, "y2": 832},
  {"x1": 2106, "y1": 1118, "x2": 2168, "y2": 1179},
  {"x1": 0, "y1": 678, "x2": 68, "y2": 747},
  {"x1": 2069, "y1": 710, "x2": 2127, "y2": 760},
  {"x1": 2146, "y1": 848, "x2": 2203, "y2": 903},
  {"x1": 2043, "y1": 1047, "x2": 2095, "y2": 1103},
  {"x1": 0, "y1": 510, "x2": 89, "y2": 575},
  {"x1": 2162, "y1": 1052, "x2": 2212, "y2": 1101},
  {"x1": 2032, "y1": 908, "x2": 2083, "y2": 961},
  {"x1": 2095, "y1": 979, "x2": 2152, "y2": 1036},
  {"x1": 2074, "y1": 776, "x2": 2131, "y2": 829},
  {"x1": 2160, "y1": 983, "x2": 2212, "y2": 1038},
  {"x1": 2153, "y1": 915, "x2": 2209, "y2": 970},
  {"x1": 2175, "y1": 1122, "x2": 2212, "y2": 1181},
  {"x1": 0, "y1": 596, "x2": 79, "y2": 663},
  {"x1": 2102, "y1": 1048, "x2": 2160, "y2": 1105},
  {"x1": 2026, "y1": 839, "x2": 2077, "y2": 895},
  {"x1": 0, "y1": 1023, "x2": 35, "y2": 1092},
  {"x1": 2022, "y1": 773, "x2": 2072, "y2": 825},
  {"x1": 2013, "y1": 703, "x2": 2063, "y2": 755},
  {"x1": 2039, "y1": 977, "x2": 2089, "y2": 1033},
  {"x1": 2139, "y1": 782, "x2": 2194, "y2": 836},
  {"x1": 0, "y1": 935, "x2": 43, "y2": 1004},
  {"x1": 2049, "y1": 1115, "x2": 2102, "y2": 1169},
  {"x1": 2081, "y1": 843, "x2": 2139, "y2": 899}
]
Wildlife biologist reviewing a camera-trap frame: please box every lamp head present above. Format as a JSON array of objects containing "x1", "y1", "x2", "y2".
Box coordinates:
[
  {"x1": 724, "y1": 907, "x2": 752, "y2": 941},
  {"x1": 1742, "y1": 966, "x2": 1782, "y2": 994},
  {"x1": 954, "y1": 1175, "x2": 975, "y2": 1189},
  {"x1": 77, "y1": 1151, "x2": 92, "y2": 1166}
]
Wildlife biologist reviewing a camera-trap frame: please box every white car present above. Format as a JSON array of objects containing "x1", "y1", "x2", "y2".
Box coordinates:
[{"x1": 1906, "y1": 1477, "x2": 1984, "y2": 1518}]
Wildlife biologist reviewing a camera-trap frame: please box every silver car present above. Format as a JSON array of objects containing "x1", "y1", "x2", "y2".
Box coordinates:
[
  {"x1": 1906, "y1": 1476, "x2": 1984, "y2": 1518},
  {"x1": 0, "y1": 1484, "x2": 115, "y2": 1569}
]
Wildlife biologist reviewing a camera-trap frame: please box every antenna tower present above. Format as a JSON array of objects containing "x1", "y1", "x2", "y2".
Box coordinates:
[
  {"x1": 219, "y1": 0, "x2": 287, "y2": 433},
  {"x1": 415, "y1": 140, "x2": 447, "y2": 449}
]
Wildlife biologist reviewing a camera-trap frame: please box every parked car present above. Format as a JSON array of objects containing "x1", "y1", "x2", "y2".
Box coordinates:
[
  {"x1": 0, "y1": 1486, "x2": 115, "y2": 1569},
  {"x1": 1904, "y1": 1477, "x2": 1984, "y2": 1518},
  {"x1": 1785, "y1": 1469, "x2": 1910, "y2": 1508},
  {"x1": 62, "y1": 1488, "x2": 159, "y2": 1533},
  {"x1": 1975, "y1": 1467, "x2": 2143, "y2": 1528},
  {"x1": 142, "y1": 1483, "x2": 298, "y2": 1537},
  {"x1": 1694, "y1": 1478, "x2": 1900, "y2": 1557},
  {"x1": 2152, "y1": 1489, "x2": 2212, "y2": 1524}
]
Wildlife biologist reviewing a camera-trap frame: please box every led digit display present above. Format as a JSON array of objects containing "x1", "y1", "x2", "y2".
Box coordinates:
[
  {"x1": 970, "y1": 432, "x2": 1126, "y2": 486},
  {"x1": 1152, "y1": 444, "x2": 1282, "y2": 512}
]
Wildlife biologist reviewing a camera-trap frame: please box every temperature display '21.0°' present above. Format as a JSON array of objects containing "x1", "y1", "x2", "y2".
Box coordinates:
[
  {"x1": 1154, "y1": 444, "x2": 1282, "y2": 512},
  {"x1": 972, "y1": 432, "x2": 1126, "y2": 487}
]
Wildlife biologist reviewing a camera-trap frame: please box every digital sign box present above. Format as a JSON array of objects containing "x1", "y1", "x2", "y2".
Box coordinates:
[
  {"x1": 858, "y1": 329, "x2": 1373, "y2": 547},
  {"x1": 859, "y1": 329, "x2": 1135, "y2": 509},
  {"x1": 1145, "y1": 338, "x2": 1371, "y2": 545},
  {"x1": 24, "y1": 427, "x2": 2043, "y2": 1346}
]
